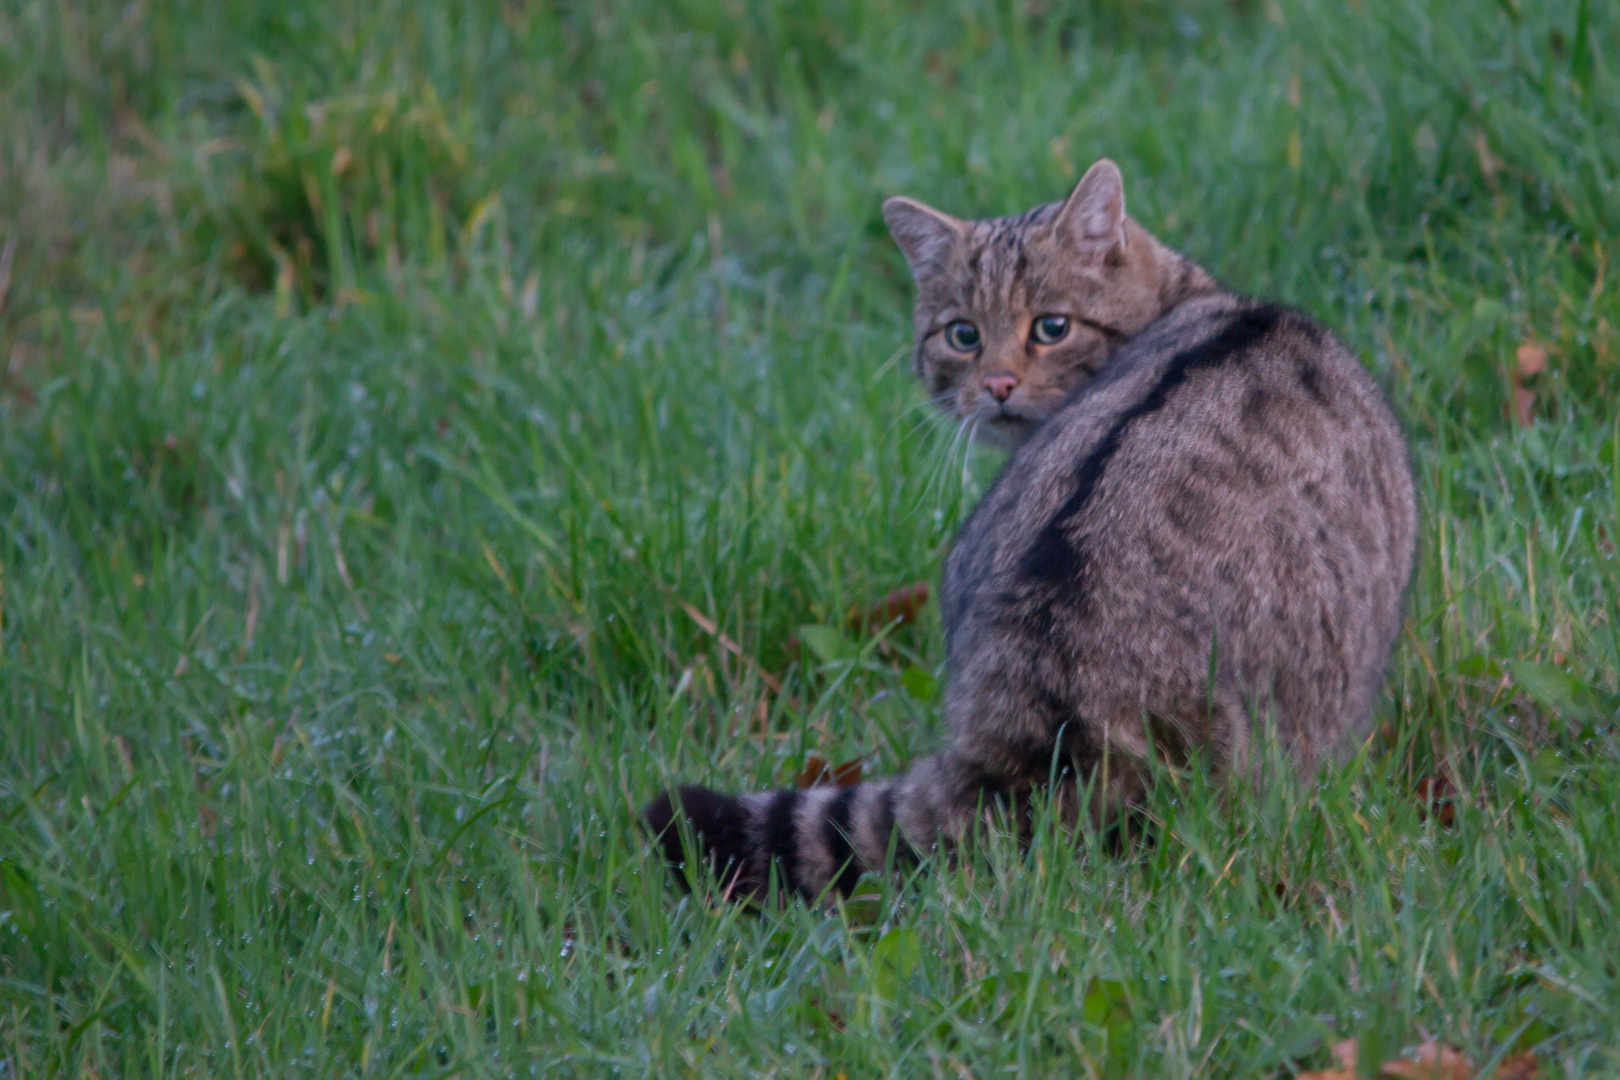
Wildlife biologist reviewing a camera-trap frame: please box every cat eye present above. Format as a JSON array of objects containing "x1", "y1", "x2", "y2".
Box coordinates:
[
  {"x1": 1031, "y1": 314, "x2": 1071, "y2": 345},
  {"x1": 943, "y1": 320, "x2": 981, "y2": 352}
]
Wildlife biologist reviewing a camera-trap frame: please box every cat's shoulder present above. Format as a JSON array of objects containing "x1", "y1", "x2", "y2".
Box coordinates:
[
  {"x1": 1065, "y1": 289, "x2": 1373, "y2": 420},
  {"x1": 1103, "y1": 290, "x2": 1344, "y2": 375}
]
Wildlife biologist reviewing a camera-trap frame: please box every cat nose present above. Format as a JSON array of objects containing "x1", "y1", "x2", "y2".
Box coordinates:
[{"x1": 982, "y1": 374, "x2": 1020, "y2": 403}]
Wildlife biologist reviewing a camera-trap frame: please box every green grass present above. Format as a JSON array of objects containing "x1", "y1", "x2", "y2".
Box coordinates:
[{"x1": 2, "y1": 0, "x2": 1619, "y2": 1076}]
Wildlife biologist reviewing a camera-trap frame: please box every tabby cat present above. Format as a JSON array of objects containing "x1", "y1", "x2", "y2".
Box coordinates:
[{"x1": 645, "y1": 159, "x2": 1416, "y2": 902}]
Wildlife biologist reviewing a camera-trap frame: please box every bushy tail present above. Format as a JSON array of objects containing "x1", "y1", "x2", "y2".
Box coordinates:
[{"x1": 644, "y1": 762, "x2": 961, "y2": 902}]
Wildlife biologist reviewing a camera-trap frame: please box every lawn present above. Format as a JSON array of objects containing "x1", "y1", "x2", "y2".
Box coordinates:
[{"x1": 2, "y1": 0, "x2": 1618, "y2": 1076}]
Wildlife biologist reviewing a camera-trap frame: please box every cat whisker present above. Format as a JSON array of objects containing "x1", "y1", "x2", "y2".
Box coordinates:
[
  {"x1": 912, "y1": 413, "x2": 982, "y2": 522},
  {"x1": 910, "y1": 414, "x2": 960, "y2": 520},
  {"x1": 961, "y1": 419, "x2": 980, "y2": 491},
  {"x1": 884, "y1": 394, "x2": 948, "y2": 441}
]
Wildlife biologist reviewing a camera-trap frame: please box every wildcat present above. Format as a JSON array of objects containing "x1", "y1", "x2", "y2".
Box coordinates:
[{"x1": 645, "y1": 158, "x2": 1416, "y2": 902}]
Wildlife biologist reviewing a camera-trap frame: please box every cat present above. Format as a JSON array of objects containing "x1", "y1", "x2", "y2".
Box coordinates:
[{"x1": 644, "y1": 158, "x2": 1416, "y2": 903}]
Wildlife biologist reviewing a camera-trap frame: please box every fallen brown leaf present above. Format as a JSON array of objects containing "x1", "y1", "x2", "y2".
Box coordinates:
[
  {"x1": 1297, "y1": 1038, "x2": 1358, "y2": 1080},
  {"x1": 831, "y1": 758, "x2": 863, "y2": 785},
  {"x1": 1298, "y1": 1038, "x2": 1537, "y2": 1080},
  {"x1": 1382, "y1": 1040, "x2": 1475, "y2": 1080},
  {"x1": 1416, "y1": 775, "x2": 1456, "y2": 828},
  {"x1": 1511, "y1": 341, "x2": 1547, "y2": 428},
  {"x1": 1516, "y1": 342, "x2": 1548, "y2": 378},
  {"x1": 1496, "y1": 1053, "x2": 1539, "y2": 1080},
  {"x1": 796, "y1": 753, "x2": 828, "y2": 787},
  {"x1": 848, "y1": 582, "x2": 929, "y2": 634},
  {"x1": 795, "y1": 754, "x2": 863, "y2": 789}
]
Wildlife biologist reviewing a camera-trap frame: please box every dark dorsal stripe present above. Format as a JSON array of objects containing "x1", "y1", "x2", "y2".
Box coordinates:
[
  {"x1": 762, "y1": 789, "x2": 808, "y2": 900},
  {"x1": 822, "y1": 786, "x2": 865, "y2": 898},
  {"x1": 1019, "y1": 304, "x2": 1284, "y2": 589}
]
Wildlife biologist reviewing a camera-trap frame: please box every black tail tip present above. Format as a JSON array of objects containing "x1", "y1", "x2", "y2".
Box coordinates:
[
  {"x1": 641, "y1": 785, "x2": 754, "y2": 896},
  {"x1": 640, "y1": 788, "x2": 692, "y2": 870}
]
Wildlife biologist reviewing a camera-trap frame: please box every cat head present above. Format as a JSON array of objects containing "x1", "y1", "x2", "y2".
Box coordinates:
[{"x1": 884, "y1": 159, "x2": 1188, "y2": 446}]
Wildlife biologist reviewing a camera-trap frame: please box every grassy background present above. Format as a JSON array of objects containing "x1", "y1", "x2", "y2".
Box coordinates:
[{"x1": 2, "y1": 0, "x2": 1619, "y2": 1076}]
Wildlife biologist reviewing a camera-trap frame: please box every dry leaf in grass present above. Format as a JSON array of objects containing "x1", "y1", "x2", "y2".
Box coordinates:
[
  {"x1": 1297, "y1": 1038, "x2": 1359, "y2": 1080},
  {"x1": 1511, "y1": 340, "x2": 1548, "y2": 427},
  {"x1": 1415, "y1": 775, "x2": 1456, "y2": 828},
  {"x1": 830, "y1": 758, "x2": 862, "y2": 785},
  {"x1": 1495, "y1": 1053, "x2": 1539, "y2": 1080},
  {"x1": 1382, "y1": 1040, "x2": 1476, "y2": 1080},
  {"x1": 848, "y1": 581, "x2": 929, "y2": 634},
  {"x1": 795, "y1": 754, "x2": 863, "y2": 789},
  {"x1": 1516, "y1": 342, "x2": 1548, "y2": 378},
  {"x1": 795, "y1": 753, "x2": 827, "y2": 787},
  {"x1": 1298, "y1": 1038, "x2": 1538, "y2": 1080},
  {"x1": 787, "y1": 582, "x2": 930, "y2": 665}
]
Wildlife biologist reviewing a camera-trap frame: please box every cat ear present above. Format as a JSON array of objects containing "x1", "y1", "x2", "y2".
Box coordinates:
[
  {"x1": 1055, "y1": 158, "x2": 1127, "y2": 259},
  {"x1": 882, "y1": 196, "x2": 966, "y2": 279}
]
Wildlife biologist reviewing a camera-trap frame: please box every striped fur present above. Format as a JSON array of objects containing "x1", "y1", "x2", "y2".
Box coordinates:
[{"x1": 644, "y1": 159, "x2": 1416, "y2": 903}]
